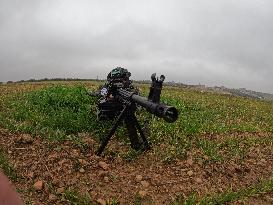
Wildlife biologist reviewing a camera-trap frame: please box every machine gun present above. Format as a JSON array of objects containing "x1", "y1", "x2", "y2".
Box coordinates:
[{"x1": 92, "y1": 67, "x2": 178, "y2": 155}]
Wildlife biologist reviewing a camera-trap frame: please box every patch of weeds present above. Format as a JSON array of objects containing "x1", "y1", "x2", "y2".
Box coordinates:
[
  {"x1": 179, "y1": 178, "x2": 273, "y2": 205},
  {"x1": 63, "y1": 188, "x2": 92, "y2": 205},
  {"x1": 72, "y1": 160, "x2": 82, "y2": 172},
  {"x1": 105, "y1": 150, "x2": 119, "y2": 161},
  {"x1": 134, "y1": 193, "x2": 154, "y2": 205},
  {"x1": 25, "y1": 200, "x2": 34, "y2": 205},
  {"x1": 47, "y1": 182, "x2": 55, "y2": 194},
  {"x1": 45, "y1": 129, "x2": 67, "y2": 141},
  {"x1": 134, "y1": 194, "x2": 142, "y2": 205},
  {"x1": 161, "y1": 154, "x2": 176, "y2": 164},
  {"x1": 200, "y1": 189, "x2": 242, "y2": 205},
  {"x1": 52, "y1": 145, "x2": 62, "y2": 152},
  {"x1": 26, "y1": 186, "x2": 35, "y2": 195},
  {"x1": 16, "y1": 188, "x2": 24, "y2": 194},
  {"x1": 121, "y1": 149, "x2": 143, "y2": 162},
  {"x1": 219, "y1": 138, "x2": 249, "y2": 160},
  {"x1": 0, "y1": 148, "x2": 17, "y2": 181},
  {"x1": 67, "y1": 134, "x2": 89, "y2": 152},
  {"x1": 109, "y1": 174, "x2": 118, "y2": 182},
  {"x1": 160, "y1": 135, "x2": 192, "y2": 164},
  {"x1": 170, "y1": 193, "x2": 185, "y2": 205},
  {"x1": 217, "y1": 136, "x2": 273, "y2": 161},
  {"x1": 161, "y1": 145, "x2": 177, "y2": 164},
  {"x1": 1, "y1": 85, "x2": 104, "y2": 140},
  {"x1": 107, "y1": 198, "x2": 120, "y2": 205},
  {"x1": 196, "y1": 139, "x2": 223, "y2": 162},
  {"x1": 184, "y1": 193, "x2": 198, "y2": 205}
]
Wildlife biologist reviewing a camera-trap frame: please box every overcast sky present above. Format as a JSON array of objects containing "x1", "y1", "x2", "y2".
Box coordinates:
[{"x1": 0, "y1": 0, "x2": 272, "y2": 93}]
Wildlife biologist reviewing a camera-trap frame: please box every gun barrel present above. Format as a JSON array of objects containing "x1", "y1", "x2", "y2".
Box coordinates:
[{"x1": 118, "y1": 89, "x2": 178, "y2": 123}]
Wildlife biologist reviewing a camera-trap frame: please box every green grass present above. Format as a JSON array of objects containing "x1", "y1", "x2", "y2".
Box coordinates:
[
  {"x1": 200, "y1": 177, "x2": 273, "y2": 204},
  {"x1": 0, "y1": 148, "x2": 17, "y2": 181},
  {"x1": 195, "y1": 138, "x2": 223, "y2": 162},
  {"x1": 62, "y1": 189, "x2": 92, "y2": 205},
  {"x1": 62, "y1": 188, "x2": 120, "y2": 205},
  {"x1": 134, "y1": 193, "x2": 154, "y2": 205},
  {"x1": 121, "y1": 149, "x2": 143, "y2": 162},
  {"x1": 171, "y1": 178, "x2": 273, "y2": 205},
  {"x1": 0, "y1": 85, "x2": 111, "y2": 141}
]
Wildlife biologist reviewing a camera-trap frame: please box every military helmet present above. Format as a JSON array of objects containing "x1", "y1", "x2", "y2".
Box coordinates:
[{"x1": 107, "y1": 67, "x2": 131, "y2": 81}]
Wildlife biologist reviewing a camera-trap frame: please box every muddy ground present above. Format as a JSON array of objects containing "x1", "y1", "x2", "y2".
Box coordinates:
[{"x1": 0, "y1": 128, "x2": 273, "y2": 204}]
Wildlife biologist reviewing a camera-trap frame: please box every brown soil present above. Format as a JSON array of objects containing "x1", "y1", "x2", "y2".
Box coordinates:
[{"x1": 0, "y1": 128, "x2": 273, "y2": 205}]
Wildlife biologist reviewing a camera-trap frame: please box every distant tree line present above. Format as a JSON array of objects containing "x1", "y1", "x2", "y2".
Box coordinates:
[
  {"x1": 0, "y1": 78, "x2": 187, "y2": 88},
  {"x1": 1, "y1": 78, "x2": 188, "y2": 88},
  {"x1": 14, "y1": 78, "x2": 106, "y2": 83}
]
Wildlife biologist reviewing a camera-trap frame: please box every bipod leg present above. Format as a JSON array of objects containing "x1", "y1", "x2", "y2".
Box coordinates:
[
  {"x1": 96, "y1": 105, "x2": 127, "y2": 156},
  {"x1": 131, "y1": 114, "x2": 150, "y2": 150},
  {"x1": 124, "y1": 114, "x2": 141, "y2": 150}
]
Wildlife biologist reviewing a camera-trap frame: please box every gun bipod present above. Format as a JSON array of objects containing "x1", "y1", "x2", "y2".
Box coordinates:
[{"x1": 96, "y1": 102, "x2": 150, "y2": 156}]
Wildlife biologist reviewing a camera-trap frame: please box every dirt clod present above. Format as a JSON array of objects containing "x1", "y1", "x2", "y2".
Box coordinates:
[
  {"x1": 98, "y1": 170, "x2": 108, "y2": 177},
  {"x1": 18, "y1": 134, "x2": 34, "y2": 144},
  {"x1": 141, "y1": 180, "x2": 150, "y2": 187},
  {"x1": 97, "y1": 198, "x2": 106, "y2": 205},
  {"x1": 33, "y1": 180, "x2": 43, "y2": 191},
  {"x1": 48, "y1": 194, "x2": 58, "y2": 202},
  {"x1": 139, "y1": 190, "x2": 148, "y2": 198},
  {"x1": 195, "y1": 178, "x2": 202, "y2": 183},
  {"x1": 187, "y1": 170, "x2": 194, "y2": 177},
  {"x1": 78, "y1": 159, "x2": 88, "y2": 165},
  {"x1": 56, "y1": 187, "x2": 65, "y2": 195},
  {"x1": 27, "y1": 172, "x2": 34, "y2": 179},
  {"x1": 186, "y1": 158, "x2": 193, "y2": 166},
  {"x1": 136, "y1": 175, "x2": 143, "y2": 182},
  {"x1": 98, "y1": 161, "x2": 109, "y2": 170},
  {"x1": 104, "y1": 176, "x2": 109, "y2": 182}
]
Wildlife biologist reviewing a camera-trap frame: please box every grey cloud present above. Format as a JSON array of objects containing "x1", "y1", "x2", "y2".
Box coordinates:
[{"x1": 0, "y1": 0, "x2": 272, "y2": 93}]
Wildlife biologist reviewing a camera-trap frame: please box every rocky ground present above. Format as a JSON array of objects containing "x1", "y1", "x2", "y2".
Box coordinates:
[{"x1": 0, "y1": 128, "x2": 273, "y2": 204}]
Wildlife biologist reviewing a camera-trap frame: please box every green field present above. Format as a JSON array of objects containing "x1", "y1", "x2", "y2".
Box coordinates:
[{"x1": 0, "y1": 81, "x2": 272, "y2": 204}]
